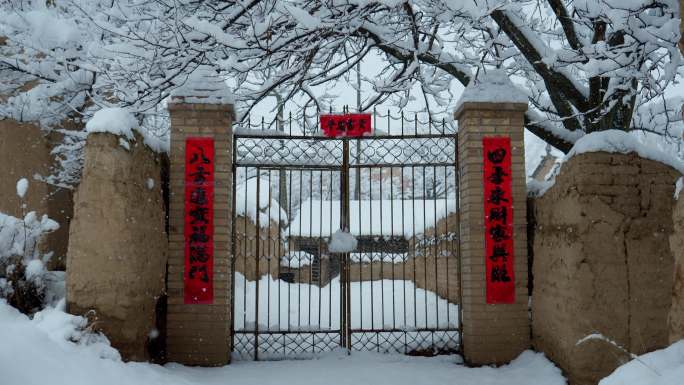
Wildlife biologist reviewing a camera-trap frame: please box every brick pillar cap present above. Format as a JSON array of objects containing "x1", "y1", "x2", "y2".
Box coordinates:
[
  {"x1": 453, "y1": 69, "x2": 528, "y2": 120},
  {"x1": 170, "y1": 65, "x2": 235, "y2": 106}
]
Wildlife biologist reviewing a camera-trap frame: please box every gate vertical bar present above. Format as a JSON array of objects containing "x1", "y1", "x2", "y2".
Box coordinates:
[
  {"x1": 341, "y1": 137, "x2": 351, "y2": 351},
  {"x1": 230, "y1": 131, "x2": 238, "y2": 356},
  {"x1": 254, "y1": 169, "x2": 261, "y2": 360},
  {"x1": 455, "y1": 131, "x2": 463, "y2": 355}
]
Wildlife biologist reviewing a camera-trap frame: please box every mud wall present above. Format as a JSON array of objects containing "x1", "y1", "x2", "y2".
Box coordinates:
[
  {"x1": 532, "y1": 152, "x2": 679, "y2": 385},
  {"x1": 66, "y1": 132, "x2": 167, "y2": 361},
  {"x1": 0, "y1": 119, "x2": 72, "y2": 268},
  {"x1": 670, "y1": 188, "x2": 684, "y2": 343},
  {"x1": 233, "y1": 216, "x2": 283, "y2": 281}
]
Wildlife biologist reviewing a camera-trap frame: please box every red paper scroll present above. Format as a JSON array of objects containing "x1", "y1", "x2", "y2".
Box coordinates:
[
  {"x1": 184, "y1": 137, "x2": 214, "y2": 304},
  {"x1": 320, "y1": 113, "x2": 372, "y2": 137},
  {"x1": 483, "y1": 137, "x2": 515, "y2": 304}
]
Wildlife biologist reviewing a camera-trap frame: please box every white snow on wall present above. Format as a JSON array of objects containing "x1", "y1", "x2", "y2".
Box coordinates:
[
  {"x1": 566, "y1": 129, "x2": 684, "y2": 174},
  {"x1": 289, "y1": 199, "x2": 457, "y2": 238},
  {"x1": 86, "y1": 107, "x2": 139, "y2": 140},
  {"x1": 280, "y1": 251, "x2": 315, "y2": 268},
  {"x1": 454, "y1": 69, "x2": 528, "y2": 111},
  {"x1": 675, "y1": 177, "x2": 683, "y2": 200},
  {"x1": 533, "y1": 129, "x2": 684, "y2": 197},
  {"x1": 349, "y1": 252, "x2": 407, "y2": 264},
  {"x1": 280, "y1": 251, "x2": 407, "y2": 268},
  {"x1": 85, "y1": 107, "x2": 170, "y2": 154},
  {"x1": 15, "y1": 178, "x2": 29, "y2": 199}
]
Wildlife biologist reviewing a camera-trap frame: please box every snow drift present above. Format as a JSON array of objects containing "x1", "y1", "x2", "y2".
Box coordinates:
[
  {"x1": 0, "y1": 296, "x2": 567, "y2": 385},
  {"x1": 599, "y1": 340, "x2": 684, "y2": 385}
]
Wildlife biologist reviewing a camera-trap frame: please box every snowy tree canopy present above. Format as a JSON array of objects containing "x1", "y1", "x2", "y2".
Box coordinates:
[
  {"x1": 1, "y1": 0, "x2": 683, "y2": 154},
  {"x1": 95, "y1": 0, "x2": 681, "y2": 153}
]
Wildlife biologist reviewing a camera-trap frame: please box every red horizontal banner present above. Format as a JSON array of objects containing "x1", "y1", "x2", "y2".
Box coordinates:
[
  {"x1": 320, "y1": 113, "x2": 372, "y2": 137},
  {"x1": 483, "y1": 136, "x2": 515, "y2": 304},
  {"x1": 184, "y1": 137, "x2": 214, "y2": 304}
]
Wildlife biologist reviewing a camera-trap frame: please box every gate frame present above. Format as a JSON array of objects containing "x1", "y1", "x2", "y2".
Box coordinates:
[{"x1": 230, "y1": 125, "x2": 463, "y2": 361}]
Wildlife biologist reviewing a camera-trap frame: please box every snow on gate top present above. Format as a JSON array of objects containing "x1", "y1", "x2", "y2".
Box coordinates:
[{"x1": 289, "y1": 199, "x2": 457, "y2": 238}]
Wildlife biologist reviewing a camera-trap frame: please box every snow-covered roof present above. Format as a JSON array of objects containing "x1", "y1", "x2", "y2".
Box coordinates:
[
  {"x1": 235, "y1": 177, "x2": 288, "y2": 227},
  {"x1": 289, "y1": 199, "x2": 457, "y2": 238},
  {"x1": 171, "y1": 65, "x2": 234, "y2": 105},
  {"x1": 454, "y1": 69, "x2": 528, "y2": 112}
]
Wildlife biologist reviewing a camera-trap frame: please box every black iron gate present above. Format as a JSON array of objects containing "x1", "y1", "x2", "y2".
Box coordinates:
[{"x1": 231, "y1": 113, "x2": 461, "y2": 360}]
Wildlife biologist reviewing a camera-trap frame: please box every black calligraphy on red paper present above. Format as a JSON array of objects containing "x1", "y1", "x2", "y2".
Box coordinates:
[
  {"x1": 184, "y1": 137, "x2": 214, "y2": 304},
  {"x1": 483, "y1": 137, "x2": 515, "y2": 304},
  {"x1": 320, "y1": 114, "x2": 372, "y2": 137}
]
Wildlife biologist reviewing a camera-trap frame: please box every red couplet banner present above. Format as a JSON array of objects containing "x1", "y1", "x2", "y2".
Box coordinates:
[
  {"x1": 483, "y1": 136, "x2": 515, "y2": 304},
  {"x1": 184, "y1": 137, "x2": 215, "y2": 304},
  {"x1": 320, "y1": 113, "x2": 372, "y2": 137}
]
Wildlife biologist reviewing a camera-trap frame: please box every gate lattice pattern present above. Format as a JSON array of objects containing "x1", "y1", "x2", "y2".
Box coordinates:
[{"x1": 231, "y1": 117, "x2": 461, "y2": 360}]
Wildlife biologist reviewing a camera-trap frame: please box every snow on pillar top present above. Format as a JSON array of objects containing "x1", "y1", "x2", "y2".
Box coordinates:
[
  {"x1": 170, "y1": 65, "x2": 235, "y2": 106},
  {"x1": 454, "y1": 69, "x2": 528, "y2": 119}
]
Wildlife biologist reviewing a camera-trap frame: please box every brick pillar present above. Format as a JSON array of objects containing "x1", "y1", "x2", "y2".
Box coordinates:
[
  {"x1": 166, "y1": 69, "x2": 234, "y2": 365},
  {"x1": 454, "y1": 101, "x2": 530, "y2": 365}
]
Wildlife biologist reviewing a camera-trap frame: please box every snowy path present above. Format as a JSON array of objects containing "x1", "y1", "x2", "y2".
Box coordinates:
[{"x1": 0, "y1": 300, "x2": 568, "y2": 385}]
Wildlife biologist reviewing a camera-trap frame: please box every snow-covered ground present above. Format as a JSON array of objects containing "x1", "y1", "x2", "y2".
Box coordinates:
[
  {"x1": 234, "y1": 273, "x2": 457, "y2": 331},
  {"x1": 233, "y1": 272, "x2": 459, "y2": 359},
  {"x1": 5, "y1": 292, "x2": 684, "y2": 385},
  {"x1": 0, "y1": 299, "x2": 566, "y2": 385},
  {"x1": 599, "y1": 340, "x2": 684, "y2": 385}
]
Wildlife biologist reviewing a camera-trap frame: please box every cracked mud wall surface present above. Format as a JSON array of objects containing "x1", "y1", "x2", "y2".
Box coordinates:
[
  {"x1": 66, "y1": 132, "x2": 167, "y2": 361},
  {"x1": 0, "y1": 119, "x2": 73, "y2": 269},
  {"x1": 532, "y1": 152, "x2": 679, "y2": 385}
]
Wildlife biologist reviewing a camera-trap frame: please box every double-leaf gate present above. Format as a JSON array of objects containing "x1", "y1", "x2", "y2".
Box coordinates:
[{"x1": 231, "y1": 118, "x2": 461, "y2": 360}]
